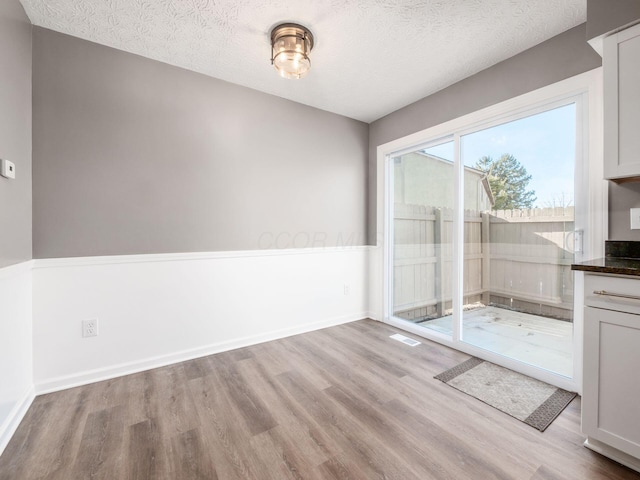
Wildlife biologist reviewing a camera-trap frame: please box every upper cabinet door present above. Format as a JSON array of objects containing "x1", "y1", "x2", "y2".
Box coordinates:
[{"x1": 604, "y1": 23, "x2": 640, "y2": 181}]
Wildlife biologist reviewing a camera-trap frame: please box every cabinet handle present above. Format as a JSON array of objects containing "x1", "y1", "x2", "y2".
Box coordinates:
[{"x1": 593, "y1": 290, "x2": 640, "y2": 301}]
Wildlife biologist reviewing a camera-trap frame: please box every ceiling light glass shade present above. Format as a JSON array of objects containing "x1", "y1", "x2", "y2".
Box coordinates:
[{"x1": 270, "y1": 23, "x2": 314, "y2": 79}]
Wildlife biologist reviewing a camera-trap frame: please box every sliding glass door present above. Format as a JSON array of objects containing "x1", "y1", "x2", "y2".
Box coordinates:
[
  {"x1": 392, "y1": 139, "x2": 455, "y2": 337},
  {"x1": 388, "y1": 97, "x2": 585, "y2": 386},
  {"x1": 459, "y1": 104, "x2": 577, "y2": 378}
]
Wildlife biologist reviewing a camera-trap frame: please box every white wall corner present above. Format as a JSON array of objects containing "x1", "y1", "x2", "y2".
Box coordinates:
[
  {"x1": 0, "y1": 260, "x2": 35, "y2": 458},
  {"x1": 0, "y1": 386, "x2": 35, "y2": 458}
]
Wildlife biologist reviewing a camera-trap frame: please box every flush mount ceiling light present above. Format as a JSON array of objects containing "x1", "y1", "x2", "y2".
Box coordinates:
[{"x1": 270, "y1": 23, "x2": 314, "y2": 80}]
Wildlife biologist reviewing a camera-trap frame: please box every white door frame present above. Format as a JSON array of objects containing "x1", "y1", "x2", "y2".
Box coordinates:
[{"x1": 369, "y1": 68, "x2": 606, "y2": 394}]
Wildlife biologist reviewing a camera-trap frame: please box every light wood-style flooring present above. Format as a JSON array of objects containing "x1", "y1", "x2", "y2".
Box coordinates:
[{"x1": 1, "y1": 319, "x2": 639, "y2": 479}]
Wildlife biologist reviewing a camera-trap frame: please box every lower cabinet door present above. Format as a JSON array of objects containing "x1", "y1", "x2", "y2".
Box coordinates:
[{"x1": 583, "y1": 305, "x2": 640, "y2": 459}]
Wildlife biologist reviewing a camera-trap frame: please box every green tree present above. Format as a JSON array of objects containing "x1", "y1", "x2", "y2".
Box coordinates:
[{"x1": 475, "y1": 154, "x2": 536, "y2": 210}]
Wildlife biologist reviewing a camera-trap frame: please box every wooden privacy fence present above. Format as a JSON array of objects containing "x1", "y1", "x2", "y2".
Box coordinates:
[{"x1": 393, "y1": 204, "x2": 575, "y2": 321}]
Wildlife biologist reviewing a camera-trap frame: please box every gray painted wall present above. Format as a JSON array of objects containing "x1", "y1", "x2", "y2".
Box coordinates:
[
  {"x1": 609, "y1": 183, "x2": 640, "y2": 240},
  {"x1": 33, "y1": 28, "x2": 368, "y2": 258},
  {"x1": 0, "y1": 1, "x2": 32, "y2": 268},
  {"x1": 587, "y1": 0, "x2": 640, "y2": 40},
  {"x1": 368, "y1": 24, "x2": 602, "y2": 243}
]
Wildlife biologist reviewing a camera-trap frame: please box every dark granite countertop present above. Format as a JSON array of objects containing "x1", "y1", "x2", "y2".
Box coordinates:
[
  {"x1": 571, "y1": 257, "x2": 640, "y2": 276},
  {"x1": 571, "y1": 241, "x2": 640, "y2": 277}
]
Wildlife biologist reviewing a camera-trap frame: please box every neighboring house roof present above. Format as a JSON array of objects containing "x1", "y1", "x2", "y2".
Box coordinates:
[
  {"x1": 480, "y1": 176, "x2": 495, "y2": 207},
  {"x1": 416, "y1": 151, "x2": 495, "y2": 207}
]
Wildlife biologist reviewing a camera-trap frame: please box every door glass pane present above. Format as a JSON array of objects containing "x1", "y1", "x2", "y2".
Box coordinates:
[
  {"x1": 460, "y1": 104, "x2": 576, "y2": 377},
  {"x1": 392, "y1": 140, "x2": 454, "y2": 336}
]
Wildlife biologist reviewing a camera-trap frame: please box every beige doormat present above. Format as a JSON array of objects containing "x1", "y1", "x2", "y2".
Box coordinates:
[{"x1": 435, "y1": 357, "x2": 576, "y2": 432}]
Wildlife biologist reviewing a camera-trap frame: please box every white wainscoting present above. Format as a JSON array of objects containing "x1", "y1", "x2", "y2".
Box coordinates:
[
  {"x1": 32, "y1": 247, "x2": 370, "y2": 393},
  {"x1": 0, "y1": 261, "x2": 34, "y2": 457}
]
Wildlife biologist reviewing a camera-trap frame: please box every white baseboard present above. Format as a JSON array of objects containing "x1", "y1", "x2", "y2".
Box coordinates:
[
  {"x1": 0, "y1": 387, "x2": 35, "y2": 458},
  {"x1": 584, "y1": 438, "x2": 640, "y2": 473},
  {"x1": 35, "y1": 312, "x2": 366, "y2": 394}
]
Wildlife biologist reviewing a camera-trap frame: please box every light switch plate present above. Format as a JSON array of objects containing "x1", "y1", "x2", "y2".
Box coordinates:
[
  {"x1": 631, "y1": 208, "x2": 640, "y2": 230},
  {"x1": 1, "y1": 159, "x2": 15, "y2": 179}
]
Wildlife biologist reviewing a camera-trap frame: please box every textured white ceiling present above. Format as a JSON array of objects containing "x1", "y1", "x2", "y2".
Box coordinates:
[{"x1": 20, "y1": 0, "x2": 586, "y2": 122}]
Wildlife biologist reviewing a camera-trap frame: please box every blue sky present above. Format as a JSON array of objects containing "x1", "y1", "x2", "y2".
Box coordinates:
[{"x1": 423, "y1": 103, "x2": 576, "y2": 208}]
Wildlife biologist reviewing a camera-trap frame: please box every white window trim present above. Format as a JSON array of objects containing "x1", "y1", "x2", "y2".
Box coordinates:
[{"x1": 369, "y1": 68, "x2": 606, "y2": 393}]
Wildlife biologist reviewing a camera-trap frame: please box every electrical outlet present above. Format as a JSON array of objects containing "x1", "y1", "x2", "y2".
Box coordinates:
[
  {"x1": 631, "y1": 208, "x2": 640, "y2": 230},
  {"x1": 82, "y1": 319, "x2": 98, "y2": 338},
  {"x1": 1, "y1": 159, "x2": 15, "y2": 179},
  {"x1": 344, "y1": 284, "x2": 350, "y2": 295}
]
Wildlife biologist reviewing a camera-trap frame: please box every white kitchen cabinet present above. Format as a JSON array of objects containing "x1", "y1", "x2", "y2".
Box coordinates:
[
  {"x1": 583, "y1": 273, "x2": 640, "y2": 472},
  {"x1": 604, "y1": 22, "x2": 640, "y2": 180}
]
